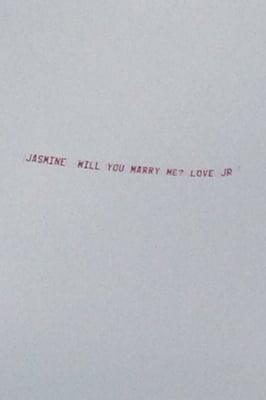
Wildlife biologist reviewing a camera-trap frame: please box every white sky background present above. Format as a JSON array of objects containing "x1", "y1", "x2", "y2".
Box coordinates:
[{"x1": 1, "y1": 1, "x2": 266, "y2": 399}]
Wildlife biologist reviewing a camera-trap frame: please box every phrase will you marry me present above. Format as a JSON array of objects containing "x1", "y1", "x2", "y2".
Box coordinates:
[{"x1": 25, "y1": 153, "x2": 234, "y2": 178}]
